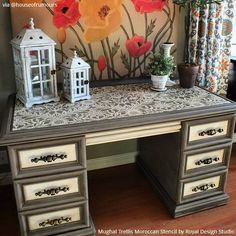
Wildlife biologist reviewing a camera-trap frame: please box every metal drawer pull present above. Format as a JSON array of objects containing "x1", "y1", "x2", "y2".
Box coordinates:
[
  {"x1": 39, "y1": 216, "x2": 72, "y2": 227},
  {"x1": 198, "y1": 128, "x2": 224, "y2": 137},
  {"x1": 31, "y1": 154, "x2": 67, "y2": 163},
  {"x1": 35, "y1": 186, "x2": 70, "y2": 197},
  {"x1": 195, "y1": 157, "x2": 220, "y2": 166},
  {"x1": 192, "y1": 183, "x2": 216, "y2": 193}
]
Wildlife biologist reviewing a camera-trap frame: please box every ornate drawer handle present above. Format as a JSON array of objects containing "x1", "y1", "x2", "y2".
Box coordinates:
[
  {"x1": 35, "y1": 186, "x2": 70, "y2": 197},
  {"x1": 39, "y1": 217, "x2": 71, "y2": 227},
  {"x1": 195, "y1": 157, "x2": 220, "y2": 166},
  {"x1": 31, "y1": 154, "x2": 67, "y2": 163},
  {"x1": 198, "y1": 128, "x2": 224, "y2": 137},
  {"x1": 192, "y1": 183, "x2": 216, "y2": 193}
]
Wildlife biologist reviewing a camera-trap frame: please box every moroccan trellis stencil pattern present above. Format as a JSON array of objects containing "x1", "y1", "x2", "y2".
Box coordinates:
[
  {"x1": 10, "y1": 0, "x2": 177, "y2": 81},
  {"x1": 189, "y1": 0, "x2": 234, "y2": 95},
  {"x1": 13, "y1": 84, "x2": 230, "y2": 131}
]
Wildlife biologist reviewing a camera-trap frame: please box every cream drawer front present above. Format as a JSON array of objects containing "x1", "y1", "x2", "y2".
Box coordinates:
[
  {"x1": 189, "y1": 120, "x2": 228, "y2": 142},
  {"x1": 28, "y1": 207, "x2": 80, "y2": 230},
  {"x1": 8, "y1": 137, "x2": 86, "y2": 179},
  {"x1": 186, "y1": 149, "x2": 224, "y2": 171},
  {"x1": 179, "y1": 170, "x2": 227, "y2": 203},
  {"x1": 19, "y1": 202, "x2": 89, "y2": 236},
  {"x1": 19, "y1": 144, "x2": 77, "y2": 169},
  {"x1": 183, "y1": 176, "x2": 220, "y2": 197},
  {"x1": 24, "y1": 178, "x2": 78, "y2": 201},
  {"x1": 15, "y1": 170, "x2": 88, "y2": 211}
]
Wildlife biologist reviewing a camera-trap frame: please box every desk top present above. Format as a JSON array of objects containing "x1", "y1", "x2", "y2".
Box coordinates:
[
  {"x1": 1, "y1": 83, "x2": 236, "y2": 145},
  {"x1": 13, "y1": 84, "x2": 230, "y2": 131}
]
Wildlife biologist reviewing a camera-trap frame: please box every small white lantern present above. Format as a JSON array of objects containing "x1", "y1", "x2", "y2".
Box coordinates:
[
  {"x1": 61, "y1": 51, "x2": 91, "y2": 103},
  {"x1": 11, "y1": 18, "x2": 59, "y2": 108}
]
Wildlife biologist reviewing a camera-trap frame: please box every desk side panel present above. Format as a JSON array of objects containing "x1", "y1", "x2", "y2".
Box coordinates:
[{"x1": 137, "y1": 132, "x2": 181, "y2": 202}]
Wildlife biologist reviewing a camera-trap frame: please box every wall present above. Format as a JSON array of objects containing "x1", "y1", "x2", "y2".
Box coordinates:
[
  {"x1": 0, "y1": 3, "x2": 15, "y2": 115},
  {"x1": 0, "y1": 1, "x2": 185, "y2": 174}
]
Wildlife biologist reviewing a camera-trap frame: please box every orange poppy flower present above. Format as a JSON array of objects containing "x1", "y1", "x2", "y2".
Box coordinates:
[{"x1": 79, "y1": 0, "x2": 123, "y2": 43}]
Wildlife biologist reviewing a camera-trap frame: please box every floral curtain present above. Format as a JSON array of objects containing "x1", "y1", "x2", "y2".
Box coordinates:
[{"x1": 189, "y1": 0, "x2": 234, "y2": 94}]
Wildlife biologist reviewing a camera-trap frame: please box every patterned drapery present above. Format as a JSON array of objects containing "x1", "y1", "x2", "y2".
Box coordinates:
[{"x1": 189, "y1": 0, "x2": 234, "y2": 94}]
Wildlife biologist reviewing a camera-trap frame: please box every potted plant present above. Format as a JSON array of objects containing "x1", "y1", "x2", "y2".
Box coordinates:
[
  {"x1": 172, "y1": 0, "x2": 223, "y2": 88},
  {"x1": 148, "y1": 53, "x2": 174, "y2": 91}
]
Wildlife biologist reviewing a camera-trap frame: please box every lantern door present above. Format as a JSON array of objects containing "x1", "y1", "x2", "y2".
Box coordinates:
[
  {"x1": 74, "y1": 70, "x2": 87, "y2": 98},
  {"x1": 25, "y1": 46, "x2": 55, "y2": 101}
]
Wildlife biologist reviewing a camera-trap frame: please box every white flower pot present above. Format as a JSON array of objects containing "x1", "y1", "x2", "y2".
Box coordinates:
[{"x1": 151, "y1": 74, "x2": 168, "y2": 90}]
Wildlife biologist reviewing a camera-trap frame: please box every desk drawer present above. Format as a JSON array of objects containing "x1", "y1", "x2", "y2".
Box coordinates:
[
  {"x1": 8, "y1": 137, "x2": 86, "y2": 179},
  {"x1": 180, "y1": 143, "x2": 231, "y2": 178},
  {"x1": 19, "y1": 201, "x2": 89, "y2": 236},
  {"x1": 179, "y1": 170, "x2": 226, "y2": 203},
  {"x1": 14, "y1": 170, "x2": 88, "y2": 211},
  {"x1": 183, "y1": 115, "x2": 234, "y2": 149}
]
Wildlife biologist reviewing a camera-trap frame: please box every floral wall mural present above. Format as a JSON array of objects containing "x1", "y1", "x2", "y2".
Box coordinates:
[{"x1": 10, "y1": 0, "x2": 179, "y2": 81}]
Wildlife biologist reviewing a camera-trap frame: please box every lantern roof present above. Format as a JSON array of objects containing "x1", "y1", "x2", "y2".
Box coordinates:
[
  {"x1": 11, "y1": 18, "x2": 56, "y2": 47},
  {"x1": 61, "y1": 51, "x2": 91, "y2": 69}
]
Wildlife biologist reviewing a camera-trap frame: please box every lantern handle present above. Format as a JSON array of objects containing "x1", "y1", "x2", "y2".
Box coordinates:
[{"x1": 29, "y1": 18, "x2": 35, "y2": 29}]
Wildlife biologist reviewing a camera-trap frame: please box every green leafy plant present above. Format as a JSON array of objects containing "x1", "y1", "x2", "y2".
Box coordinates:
[{"x1": 148, "y1": 54, "x2": 174, "y2": 76}]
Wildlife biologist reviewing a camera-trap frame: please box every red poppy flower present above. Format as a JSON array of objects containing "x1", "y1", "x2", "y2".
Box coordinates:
[
  {"x1": 131, "y1": 0, "x2": 167, "y2": 13},
  {"x1": 53, "y1": 0, "x2": 81, "y2": 29},
  {"x1": 126, "y1": 35, "x2": 152, "y2": 58},
  {"x1": 98, "y1": 55, "x2": 107, "y2": 71}
]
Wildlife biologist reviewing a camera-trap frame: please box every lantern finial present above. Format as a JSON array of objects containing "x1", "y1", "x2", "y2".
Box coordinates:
[
  {"x1": 73, "y1": 50, "x2": 78, "y2": 58},
  {"x1": 29, "y1": 18, "x2": 35, "y2": 29}
]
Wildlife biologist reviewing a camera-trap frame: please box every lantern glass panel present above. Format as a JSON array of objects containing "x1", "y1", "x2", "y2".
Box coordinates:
[
  {"x1": 40, "y1": 49, "x2": 50, "y2": 64},
  {"x1": 42, "y1": 82, "x2": 52, "y2": 96},
  {"x1": 41, "y1": 66, "x2": 51, "y2": 81},
  {"x1": 32, "y1": 83, "x2": 41, "y2": 97},
  {"x1": 13, "y1": 48, "x2": 23, "y2": 81},
  {"x1": 31, "y1": 67, "x2": 40, "y2": 82},
  {"x1": 30, "y1": 50, "x2": 39, "y2": 66}
]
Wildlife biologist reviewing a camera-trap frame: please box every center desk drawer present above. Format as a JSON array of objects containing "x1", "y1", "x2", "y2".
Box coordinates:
[
  {"x1": 8, "y1": 137, "x2": 86, "y2": 179},
  {"x1": 19, "y1": 201, "x2": 89, "y2": 236},
  {"x1": 14, "y1": 170, "x2": 88, "y2": 211},
  {"x1": 178, "y1": 170, "x2": 227, "y2": 204},
  {"x1": 182, "y1": 115, "x2": 235, "y2": 149},
  {"x1": 180, "y1": 143, "x2": 231, "y2": 178}
]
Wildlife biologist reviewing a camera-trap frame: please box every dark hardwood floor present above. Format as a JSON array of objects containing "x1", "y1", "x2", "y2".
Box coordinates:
[{"x1": 1, "y1": 145, "x2": 236, "y2": 236}]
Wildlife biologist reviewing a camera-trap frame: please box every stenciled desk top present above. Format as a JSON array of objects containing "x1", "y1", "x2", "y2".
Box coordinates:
[{"x1": 12, "y1": 84, "x2": 231, "y2": 131}]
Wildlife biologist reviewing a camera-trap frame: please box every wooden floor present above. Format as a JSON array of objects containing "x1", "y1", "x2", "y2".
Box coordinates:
[{"x1": 1, "y1": 146, "x2": 236, "y2": 236}]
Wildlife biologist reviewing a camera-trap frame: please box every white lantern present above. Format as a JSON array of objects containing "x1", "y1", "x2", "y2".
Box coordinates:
[
  {"x1": 61, "y1": 51, "x2": 91, "y2": 103},
  {"x1": 11, "y1": 18, "x2": 59, "y2": 108}
]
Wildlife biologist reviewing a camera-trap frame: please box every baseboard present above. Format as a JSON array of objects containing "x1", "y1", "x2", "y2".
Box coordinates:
[
  {"x1": 0, "y1": 172, "x2": 12, "y2": 185},
  {"x1": 87, "y1": 152, "x2": 137, "y2": 171}
]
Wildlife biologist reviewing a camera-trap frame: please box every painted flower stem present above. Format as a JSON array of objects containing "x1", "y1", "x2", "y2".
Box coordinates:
[
  {"x1": 101, "y1": 40, "x2": 111, "y2": 80},
  {"x1": 122, "y1": 4, "x2": 135, "y2": 36},
  {"x1": 144, "y1": 13, "x2": 148, "y2": 69},
  {"x1": 155, "y1": 7, "x2": 173, "y2": 49},
  {"x1": 120, "y1": 25, "x2": 132, "y2": 76},
  {"x1": 76, "y1": 22, "x2": 96, "y2": 81},
  {"x1": 106, "y1": 37, "x2": 116, "y2": 79},
  {"x1": 152, "y1": 8, "x2": 170, "y2": 53},
  {"x1": 69, "y1": 26, "x2": 89, "y2": 59}
]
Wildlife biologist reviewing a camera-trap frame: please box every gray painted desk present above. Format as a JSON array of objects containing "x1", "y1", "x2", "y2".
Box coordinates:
[{"x1": 1, "y1": 84, "x2": 236, "y2": 236}]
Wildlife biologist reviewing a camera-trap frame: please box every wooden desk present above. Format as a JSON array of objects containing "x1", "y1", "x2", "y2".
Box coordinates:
[{"x1": 1, "y1": 84, "x2": 236, "y2": 236}]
